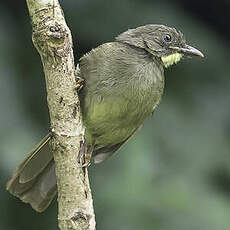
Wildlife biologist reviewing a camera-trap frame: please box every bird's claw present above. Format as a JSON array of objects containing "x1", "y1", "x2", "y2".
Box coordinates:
[
  {"x1": 79, "y1": 161, "x2": 91, "y2": 168},
  {"x1": 75, "y1": 77, "x2": 84, "y2": 93}
]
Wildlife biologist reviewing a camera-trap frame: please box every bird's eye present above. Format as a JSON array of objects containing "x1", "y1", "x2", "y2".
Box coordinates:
[{"x1": 163, "y1": 34, "x2": 172, "y2": 43}]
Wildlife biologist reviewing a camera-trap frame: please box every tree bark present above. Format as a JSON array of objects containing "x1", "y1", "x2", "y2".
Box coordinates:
[{"x1": 25, "y1": 0, "x2": 96, "y2": 229}]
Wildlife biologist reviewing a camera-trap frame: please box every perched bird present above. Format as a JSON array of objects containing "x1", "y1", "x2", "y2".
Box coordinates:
[{"x1": 6, "y1": 24, "x2": 204, "y2": 212}]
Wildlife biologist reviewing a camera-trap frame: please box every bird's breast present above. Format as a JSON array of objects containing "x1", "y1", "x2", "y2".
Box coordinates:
[
  {"x1": 82, "y1": 61, "x2": 164, "y2": 147},
  {"x1": 80, "y1": 43, "x2": 165, "y2": 147}
]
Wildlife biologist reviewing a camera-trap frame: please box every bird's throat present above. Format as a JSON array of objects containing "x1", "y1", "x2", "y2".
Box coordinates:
[{"x1": 161, "y1": 53, "x2": 183, "y2": 68}]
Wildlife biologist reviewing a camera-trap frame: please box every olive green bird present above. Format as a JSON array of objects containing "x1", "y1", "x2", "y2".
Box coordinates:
[{"x1": 6, "y1": 24, "x2": 204, "y2": 212}]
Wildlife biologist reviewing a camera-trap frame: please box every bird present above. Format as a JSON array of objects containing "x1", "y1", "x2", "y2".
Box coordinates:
[{"x1": 6, "y1": 24, "x2": 204, "y2": 212}]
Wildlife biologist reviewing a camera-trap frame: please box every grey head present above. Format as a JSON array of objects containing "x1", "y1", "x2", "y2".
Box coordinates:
[{"x1": 116, "y1": 24, "x2": 204, "y2": 67}]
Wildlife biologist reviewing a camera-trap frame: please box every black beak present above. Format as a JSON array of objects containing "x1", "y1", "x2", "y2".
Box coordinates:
[{"x1": 170, "y1": 45, "x2": 204, "y2": 58}]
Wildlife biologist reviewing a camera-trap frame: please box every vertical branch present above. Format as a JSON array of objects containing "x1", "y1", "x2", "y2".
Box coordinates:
[{"x1": 25, "y1": 0, "x2": 96, "y2": 229}]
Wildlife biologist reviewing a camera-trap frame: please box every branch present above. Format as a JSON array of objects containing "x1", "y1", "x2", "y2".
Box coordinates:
[{"x1": 25, "y1": 0, "x2": 96, "y2": 229}]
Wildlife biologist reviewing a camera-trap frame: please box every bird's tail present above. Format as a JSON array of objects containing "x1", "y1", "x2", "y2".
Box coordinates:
[{"x1": 6, "y1": 133, "x2": 57, "y2": 212}]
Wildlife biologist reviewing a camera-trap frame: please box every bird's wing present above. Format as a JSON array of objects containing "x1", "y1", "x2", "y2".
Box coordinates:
[{"x1": 93, "y1": 125, "x2": 142, "y2": 163}]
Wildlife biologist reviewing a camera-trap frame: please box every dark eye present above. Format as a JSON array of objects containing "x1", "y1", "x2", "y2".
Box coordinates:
[{"x1": 163, "y1": 34, "x2": 172, "y2": 43}]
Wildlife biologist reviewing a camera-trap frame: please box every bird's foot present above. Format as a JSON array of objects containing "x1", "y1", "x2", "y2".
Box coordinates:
[
  {"x1": 75, "y1": 76, "x2": 84, "y2": 93},
  {"x1": 81, "y1": 152, "x2": 92, "y2": 168},
  {"x1": 74, "y1": 65, "x2": 84, "y2": 93},
  {"x1": 80, "y1": 161, "x2": 91, "y2": 168},
  {"x1": 78, "y1": 149, "x2": 92, "y2": 168}
]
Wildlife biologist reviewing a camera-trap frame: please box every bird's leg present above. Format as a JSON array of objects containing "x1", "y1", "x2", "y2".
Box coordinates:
[
  {"x1": 83, "y1": 145, "x2": 94, "y2": 167},
  {"x1": 77, "y1": 142, "x2": 93, "y2": 168}
]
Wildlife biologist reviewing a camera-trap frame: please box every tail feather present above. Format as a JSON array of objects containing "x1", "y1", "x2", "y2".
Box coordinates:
[
  {"x1": 20, "y1": 161, "x2": 57, "y2": 212},
  {"x1": 6, "y1": 133, "x2": 57, "y2": 212}
]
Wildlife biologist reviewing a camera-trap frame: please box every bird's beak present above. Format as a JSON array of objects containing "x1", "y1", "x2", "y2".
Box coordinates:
[{"x1": 169, "y1": 45, "x2": 204, "y2": 58}]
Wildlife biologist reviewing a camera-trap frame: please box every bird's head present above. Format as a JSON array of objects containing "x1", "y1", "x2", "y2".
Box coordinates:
[{"x1": 116, "y1": 24, "x2": 204, "y2": 68}]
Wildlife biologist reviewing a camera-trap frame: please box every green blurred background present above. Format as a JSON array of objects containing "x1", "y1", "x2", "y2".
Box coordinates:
[{"x1": 1, "y1": 0, "x2": 230, "y2": 229}]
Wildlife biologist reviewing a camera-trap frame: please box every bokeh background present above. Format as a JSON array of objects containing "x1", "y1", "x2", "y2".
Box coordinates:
[{"x1": 1, "y1": 0, "x2": 230, "y2": 229}]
